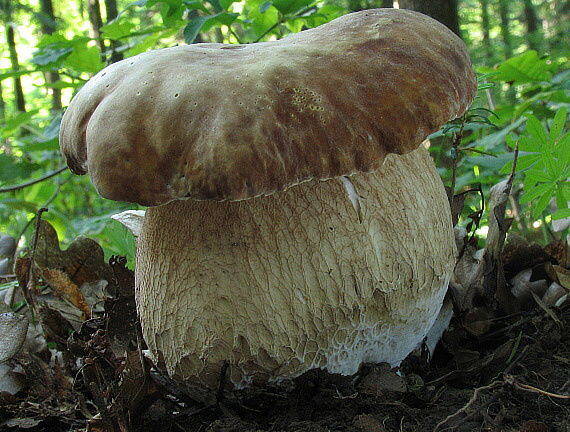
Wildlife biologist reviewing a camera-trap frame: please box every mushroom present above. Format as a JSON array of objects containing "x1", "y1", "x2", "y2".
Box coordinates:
[{"x1": 60, "y1": 8, "x2": 476, "y2": 393}]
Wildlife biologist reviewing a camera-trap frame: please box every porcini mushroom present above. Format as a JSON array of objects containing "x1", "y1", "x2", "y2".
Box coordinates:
[{"x1": 60, "y1": 9, "x2": 477, "y2": 393}]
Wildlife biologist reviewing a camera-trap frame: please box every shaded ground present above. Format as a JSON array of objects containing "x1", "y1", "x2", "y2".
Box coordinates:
[
  {"x1": 0, "y1": 221, "x2": 569, "y2": 432},
  {"x1": 1, "y1": 299, "x2": 569, "y2": 432}
]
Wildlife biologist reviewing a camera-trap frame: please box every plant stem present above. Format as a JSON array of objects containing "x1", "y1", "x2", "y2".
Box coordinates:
[{"x1": 0, "y1": 166, "x2": 67, "y2": 193}]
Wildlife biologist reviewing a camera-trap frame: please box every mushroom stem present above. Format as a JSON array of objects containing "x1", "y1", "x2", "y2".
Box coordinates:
[{"x1": 135, "y1": 146, "x2": 456, "y2": 390}]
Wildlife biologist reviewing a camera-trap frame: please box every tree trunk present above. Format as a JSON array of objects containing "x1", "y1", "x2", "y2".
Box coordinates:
[
  {"x1": 104, "y1": 0, "x2": 123, "y2": 63},
  {"x1": 479, "y1": 0, "x2": 493, "y2": 62},
  {"x1": 497, "y1": 0, "x2": 513, "y2": 58},
  {"x1": 0, "y1": 80, "x2": 5, "y2": 122},
  {"x1": 39, "y1": 0, "x2": 62, "y2": 112},
  {"x1": 522, "y1": 0, "x2": 541, "y2": 51},
  {"x1": 87, "y1": 0, "x2": 106, "y2": 59},
  {"x1": 6, "y1": 24, "x2": 26, "y2": 113},
  {"x1": 397, "y1": 0, "x2": 460, "y2": 36}
]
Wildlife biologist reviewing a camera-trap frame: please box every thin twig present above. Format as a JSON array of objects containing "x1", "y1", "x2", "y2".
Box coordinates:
[
  {"x1": 505, "y1": 374, "x2": 570, "y2": 399},
  {"x1": 0, "y1": 166, "x2": 67, "y2": 193},
  {"x1": 449, "y1": 115, "x2": 467, "y2": 201},
  {"x1": 433, "y1": 380, "x2": 503, "y2": 432},
  {"x1": 23, "y1": 208, "x2": 49, "y2": 312}
]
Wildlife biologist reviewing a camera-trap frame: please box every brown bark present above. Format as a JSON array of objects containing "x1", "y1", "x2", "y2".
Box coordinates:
[
  {"x1": 39, "y1": 0, "x2": 62, "y2": 112},
  {"x1": 6, "y1": 24, "x2": 26, "y2": 112},
  {"x1": 104, "y1": 0, "x2": 123, "y2": 63},
  {"x1": 523, "y1": 0, "x2": 541, "y2": 51},
  {"x1": 0, "y1": 80, "x2": 5, "y2": 121},
  {"x1": 479, "y1": 0, "x2": 492, "y2": 61},
  {"x1": 497, "y1": 0, "x2": 513, "y2": 58},
  {"x1": 87, "y1": 0, "x2": 106, "y2": 58},
  {"x1": 398, "y1": 0, "x2": 461, "y2": 36}
]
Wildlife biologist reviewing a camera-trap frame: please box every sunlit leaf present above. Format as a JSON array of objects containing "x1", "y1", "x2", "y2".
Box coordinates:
[
  {"x1": 517, "y1": 135, "x2": 540, "y2": 152},
  {"x1": 259, "y1": 1, "x2": 272, "y2": 13},
  {"x1": 100, "y1": 20, "x2": 136, "y2": 40},
  {"x1": 184, "y1": 15, "x2": 212, "y2": 43},
  {"x1": 525, "y1": 168, "x2": 553, "y2": 184},
  {"x1": 553, "y1": 208, "x2": 570, "y2": 220},
  {"x1": 32, "y1": 47, "x2": 73, "y2": 66},
  {"x1": 520, "y1": 182, "x2": 554, "y2": 203},
  {"x1": 525, "y1": 114, "x2": 547, "y2": 147},
  {"x1": 220, "y1": 0, "x2": 236, "y2": 10},
  {"x1": 65, "y1": 44, "x2": 105, "y2": 74},
  {"x1": 496, "y1": 51, "x2": 554, "y2": 84},
  {"x1": 548, "y1": 107, "x2": 567, "y2": 146}
]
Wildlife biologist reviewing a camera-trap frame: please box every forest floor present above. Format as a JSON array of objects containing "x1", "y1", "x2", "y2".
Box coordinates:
[{"x1": 0, "y1": 220, "x2": 569, "y2": 432}]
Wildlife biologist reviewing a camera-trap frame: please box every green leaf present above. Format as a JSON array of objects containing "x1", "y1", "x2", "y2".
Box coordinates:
[
  {"x1": 183, "y1": 0, "x2": 211, "y2": 13},
  {"x1": 245, "y1": 0, "x2": 280, "y2": 40},
  {"x1": 525, "y1": 115, "x2": 547, "y2": 147},
  {"x1": 204, "y1": 0, "x2": 222, "y2": 11},
  {"x1": 64, "y1": 44, "x2": 105, "y2": 74},
  {"x1": 272, "y1": 0, "x2": 313, "y2": 15},
  {"x1": 520, "y1": 182, "x2": 555, "y2": 204},
  {"x1": 552, "y1": 208, "x2": 570, "y2": 220},
  {"x1": 0, "y1": 155, "x2": 41, "y2": 183},
  {"x1": 496, "y1": 51, "x2": 553, "y2": 84},
  {"x1": 220, "y1": 0, "x2": 236, "y2": 10},
  {"x1": 31, "y1": 47, "x2": 73, "y2": 66},
  {"x1": 525, "y1": 168, "x2": 553, "y2": 184},
  {"x1": 213, "y1": 11, "x2": 239, "y2": 26},
  {"x1": 518, "y1": 136, "x2": 539, "y2": 152},
  {"x1": 0, "y1": 199, "x2": 39, "y2": 213},
  {"x1": 259, "y1": 1, "x2": 272, "y2": 13},
  {"x1": 100, "y1": 20, "x2": 136, "y2": 40},
  {"x1": 556, "y1": 133, "x2": 570, "y2": 170},
  {"x1": 557, "y1": 131, "x2": 570, "y2": 151},
  {"x1": 555, "y1": 186, "x2": 568, "y2": 211},
  {"x1": 505, "y1": 134, "x2": 517, "y2": 149},
  {"x1": 184, "y1": 15, "x2": 212, "y2": 43},
  {"x1": 500, "y1": 153, "x2": 541, "y2": 175},
  {"x1": 541, "y1": 149, "x2": 560, "y2": 178},
  {"x1": 159, "y1": 0, "x2": 185, "y2": 27},
  {"x1": 533, "y1": 185, "x2": 555, "y2": 218},
  {"x1": 548, "y1": 107, "x2": 567, "y2": 145},
  {"x1": 183, "y1": 13, "x2": 236, "y2": 43},
  {"x1": 468, "y1": 117, "x2": 525, "y2": 152},
  {"x1": 5, "y1": 111, "x2": 38, "y2": 131}
]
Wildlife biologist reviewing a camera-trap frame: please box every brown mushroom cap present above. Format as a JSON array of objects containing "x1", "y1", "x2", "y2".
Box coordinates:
[{"x1": 60, "y1": 8, "x2": 476, "y2": 206}]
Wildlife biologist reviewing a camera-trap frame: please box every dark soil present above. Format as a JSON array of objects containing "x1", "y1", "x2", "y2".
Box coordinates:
[{"x1": 1, "y1": 299, "x2": 568, "y2": 432}]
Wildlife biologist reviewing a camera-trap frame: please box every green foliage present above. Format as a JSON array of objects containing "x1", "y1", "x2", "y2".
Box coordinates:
[
  {"x1": 501, "y1": 108, "x2": 569, "y2": 220},
  {"x1": 432, "y1": 48, "x2": 569, "y2": 240},
  {"x1": 0, "y1": 0, "x2": 569, "y2": 259}
]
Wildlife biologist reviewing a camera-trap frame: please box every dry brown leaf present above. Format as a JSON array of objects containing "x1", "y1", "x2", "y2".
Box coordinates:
[
  {"x1": 34, "y1": 220, "x2": 112, "y2": 286},
  {"x1": 552, "y1": 265, "x2": 570, "y2": 291},
  {"x1": 40, "y1": 268, "x2": 91, "y2": 320}
]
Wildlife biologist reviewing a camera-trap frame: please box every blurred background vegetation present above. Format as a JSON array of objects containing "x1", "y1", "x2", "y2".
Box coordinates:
[{"x1": 0, "y1": 0, "x2": 568, "y2": 261}]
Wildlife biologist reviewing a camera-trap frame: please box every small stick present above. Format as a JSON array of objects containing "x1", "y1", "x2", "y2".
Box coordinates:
[
  {"x1": 23, "y1": 208, "x2": 49, "y2": 312},
  {"x1": 505, "y1": 375, "x2": 570, "y2": 399},
  {"x1": 433, "y1": 380, "x2": 503, "y2": 432}
]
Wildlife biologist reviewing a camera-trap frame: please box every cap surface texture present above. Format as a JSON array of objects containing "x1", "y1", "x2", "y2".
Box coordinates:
[{"x1": 60, "y1": 8, "x2": 476, "y2": 206}]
